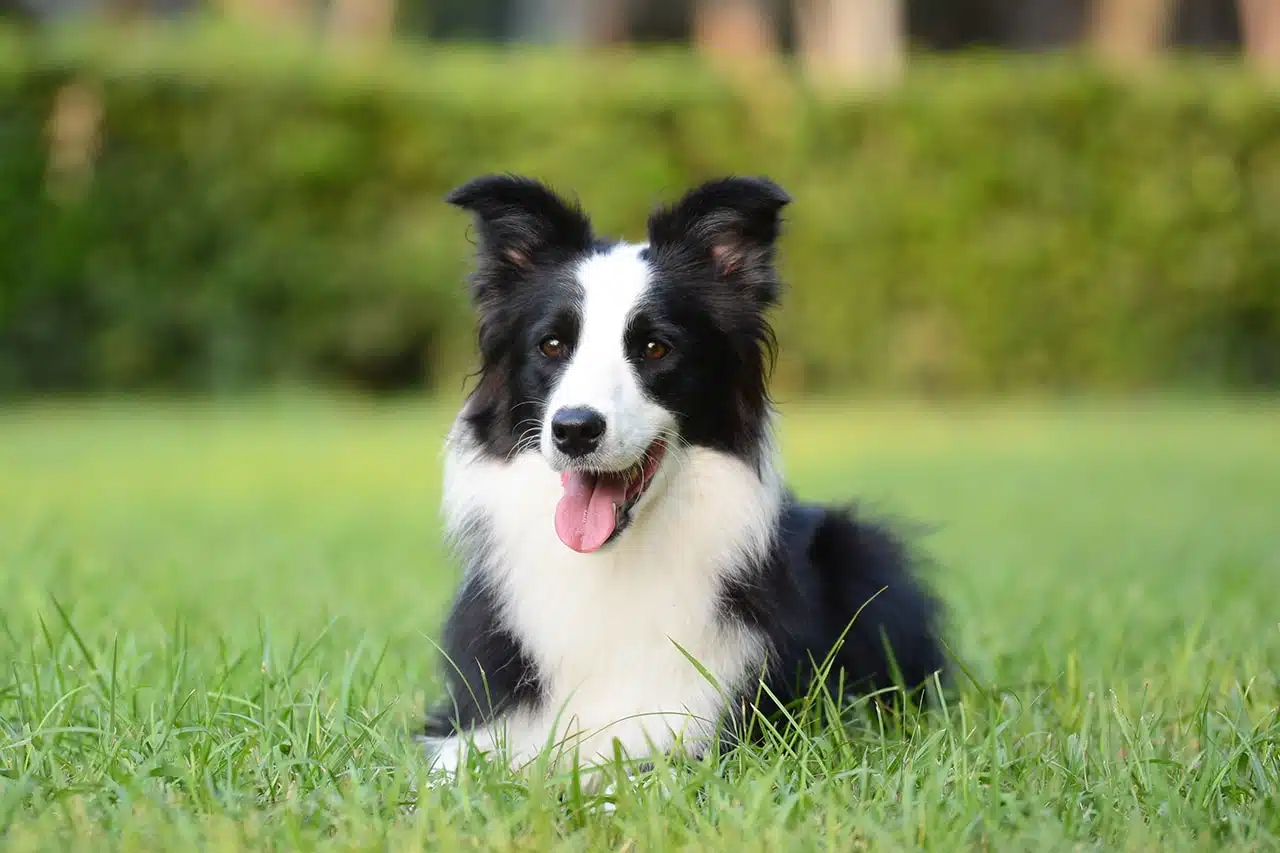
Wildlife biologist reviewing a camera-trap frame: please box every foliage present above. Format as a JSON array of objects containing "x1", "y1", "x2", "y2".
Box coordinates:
[{"x1": 1, "y1": 27, "x2": 1278, "y2": 394}]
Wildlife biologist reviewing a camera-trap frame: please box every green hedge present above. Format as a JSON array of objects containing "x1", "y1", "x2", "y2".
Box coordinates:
[{"x1": 1, "y1": 27, "x2": 1278, "y2": 395}]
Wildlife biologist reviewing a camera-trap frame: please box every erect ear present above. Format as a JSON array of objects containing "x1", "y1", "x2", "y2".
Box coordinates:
[
  {"x1": 446, "y1": 174, "x2": 594, "y2": 272},
  {"x1": 646, "y1": 176, "x2": 791, "y2": 292}
]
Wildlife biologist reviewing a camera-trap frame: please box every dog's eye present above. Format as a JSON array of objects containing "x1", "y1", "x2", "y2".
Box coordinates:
[
  {"x1": 644, "y1": 341, "x2": 670, "y2": 361},
  {"x1": 539, "y1": 337, "x2": 567, "y2": 359}
]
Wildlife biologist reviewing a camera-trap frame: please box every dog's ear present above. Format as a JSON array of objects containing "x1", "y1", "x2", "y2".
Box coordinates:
[
  {"x1": 646, "y1": 176, "x2": 791, "y2": 301},
  {"x1": 446, "y1": 174, "x2": 594, "y2": 275}
]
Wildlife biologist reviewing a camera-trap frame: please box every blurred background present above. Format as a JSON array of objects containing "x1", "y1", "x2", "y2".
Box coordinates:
[
  {"x1": 1, "y1": 0, "x2": 1277, "y2": 400},
  {"x1": 2, "y1": 10, "x2": 1279, "y2": 833}
]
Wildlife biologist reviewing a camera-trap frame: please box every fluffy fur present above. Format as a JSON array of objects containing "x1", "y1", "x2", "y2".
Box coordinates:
[{"x1": 422, "y1": 174, "x2": 947, "y2": 779}]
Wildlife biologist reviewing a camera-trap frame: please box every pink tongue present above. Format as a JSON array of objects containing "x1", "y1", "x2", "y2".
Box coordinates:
[{"x1": 555, "y1": 471, "x2": 629, "y2": 553}]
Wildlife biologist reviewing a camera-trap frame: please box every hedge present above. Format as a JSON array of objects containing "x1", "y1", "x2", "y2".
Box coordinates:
[{"x1": 1, "y1": 26, "x2": 1278, "y2": 395}]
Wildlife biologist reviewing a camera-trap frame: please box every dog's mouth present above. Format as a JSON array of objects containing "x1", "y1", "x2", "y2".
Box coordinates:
[{"x1": 553, "y1": 440, "x2": 667, "y2": 554}]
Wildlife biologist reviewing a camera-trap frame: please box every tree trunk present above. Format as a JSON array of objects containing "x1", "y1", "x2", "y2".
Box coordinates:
[
  {"x1": 1239, "y1": 0, "x2": 1280, "y2": 76},
  {"x1": 219, "y1": 0, "x2": 313, "y2": 30},
  {"x1": 695, "y1": 0, "x2": 777, "y2": 64},
  {"x1": 512, "y1": 0, "x2": 628, "y2": 44},
  {"x1": 1090, "y1": 0, "x2": 1175, "y2": 67},
  {"x1": 103, "y1": 0, "x2": 150, "y2": 23},
  {"x1": 794, "y1": 0, "x2": 905, "y2": 91},
  {"x1": 592, "y1": 0, "x2": 630, "y2": 43},
  {"x1": 47, "y1": 79, "x2": 103, "y2": 202},
  {"x1": 328, "y1": 0, "x2": 397, "y2": 42}
]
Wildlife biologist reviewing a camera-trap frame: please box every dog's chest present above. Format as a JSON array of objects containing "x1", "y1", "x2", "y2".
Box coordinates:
[
  {"x1": 453, "y1": 450, "x2": 778, "y2": 729},
  {"x1": 497, "y1": 535, "x2": 752, "y2": 710}
]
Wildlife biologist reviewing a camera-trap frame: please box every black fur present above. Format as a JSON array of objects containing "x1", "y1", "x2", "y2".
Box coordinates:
[
  {"x1": 717, "y1": 498, "x2": 946, "y2": 749},
  {"x1": 445, "y1": 174, "x2": 603, "y2": 459},
  {"x1": 423, "y1": 565, "x2": 546, "y2": 740}
]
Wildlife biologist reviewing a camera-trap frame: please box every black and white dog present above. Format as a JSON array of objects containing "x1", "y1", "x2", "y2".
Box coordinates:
[{"x1": 423, "y1": 174, "x2": 946, "y2": 779}]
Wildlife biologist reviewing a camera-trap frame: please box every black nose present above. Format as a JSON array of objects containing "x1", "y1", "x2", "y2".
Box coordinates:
[{"x1": 551, "y1": 407, "x2": 606, "y2": 458}]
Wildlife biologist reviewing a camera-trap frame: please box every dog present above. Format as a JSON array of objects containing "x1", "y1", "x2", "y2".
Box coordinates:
[{"x1": 422, "y1": 174, "x2": 946, "y2": 782}]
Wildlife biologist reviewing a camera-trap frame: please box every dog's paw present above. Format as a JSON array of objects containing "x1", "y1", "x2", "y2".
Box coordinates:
[
  {"x1": 417, "y1": 733, "x2": 467, "y2": 786},
  {"x1": 587, "y1": 766, "x2": 681, "y2": 815}
]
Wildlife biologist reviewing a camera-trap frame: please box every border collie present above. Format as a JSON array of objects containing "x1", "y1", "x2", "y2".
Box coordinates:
[{"x1": 422, "y1": 174, "x2": 946, "y2": 781}]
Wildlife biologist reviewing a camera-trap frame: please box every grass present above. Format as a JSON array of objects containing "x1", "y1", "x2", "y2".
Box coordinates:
[{"x1": 0, "y1": 396, "x2": 1277, "y2": 852}]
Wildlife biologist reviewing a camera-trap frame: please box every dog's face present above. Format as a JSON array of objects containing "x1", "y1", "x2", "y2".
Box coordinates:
[{"x1": 448, "y1": 175, "x2": 789, "y2": 552}]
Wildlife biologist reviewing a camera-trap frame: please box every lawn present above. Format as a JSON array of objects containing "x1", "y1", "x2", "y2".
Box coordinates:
[{"x1": 1, "y1": 397, "x2": 1277, "y2": 852}]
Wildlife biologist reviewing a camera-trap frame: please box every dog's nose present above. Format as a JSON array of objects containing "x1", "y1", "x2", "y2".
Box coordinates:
[{"x1": 551, "y1": 407, "x2": 606, "y2": 458}]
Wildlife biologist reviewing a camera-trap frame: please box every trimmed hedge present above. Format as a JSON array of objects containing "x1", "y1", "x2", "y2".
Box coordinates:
[{"x1": 1, "y1": 27, "x2": 1278, "y2": 395}]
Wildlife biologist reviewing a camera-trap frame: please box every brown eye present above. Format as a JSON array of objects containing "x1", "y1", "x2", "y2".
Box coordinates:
[
  {"x1": 539, "y1": 337, "x2": 566, "y2": 359},
  {"x1": 644, "y1": 341, "x2": 669, "y2": 361}
]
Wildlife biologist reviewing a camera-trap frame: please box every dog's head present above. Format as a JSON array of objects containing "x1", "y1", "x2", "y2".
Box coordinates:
[{"x1": 448, "y1": 174, "x2": 790, "y2": 552}]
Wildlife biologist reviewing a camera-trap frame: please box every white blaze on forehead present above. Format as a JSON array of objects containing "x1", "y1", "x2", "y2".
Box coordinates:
[
  {"x1": 575, "y1": 242, "x2": 652, "y2": 347},
  {"x1": 543, "y1": 242, "x2": 669, "y2": 467}
]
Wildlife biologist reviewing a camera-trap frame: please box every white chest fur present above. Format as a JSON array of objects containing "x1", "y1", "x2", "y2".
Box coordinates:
[{"x1": 436, "y1": 428, "x2": 782, "y2": 773}]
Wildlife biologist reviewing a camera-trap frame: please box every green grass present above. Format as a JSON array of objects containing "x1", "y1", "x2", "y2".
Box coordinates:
[{"x1": 1, "y1": 397, "x2": 1277, "y2": 852}]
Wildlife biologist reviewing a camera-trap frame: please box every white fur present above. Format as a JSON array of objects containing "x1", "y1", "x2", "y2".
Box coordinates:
[
  {"x1": 540, "y1": 243, "x2": 674, "y2": 473},
  {"x1": 427, "y1": 242, "x2": 786, "y2": 782},
  {"x1": 432, "y1": 436, "x2": 782, "y2": 780}
]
